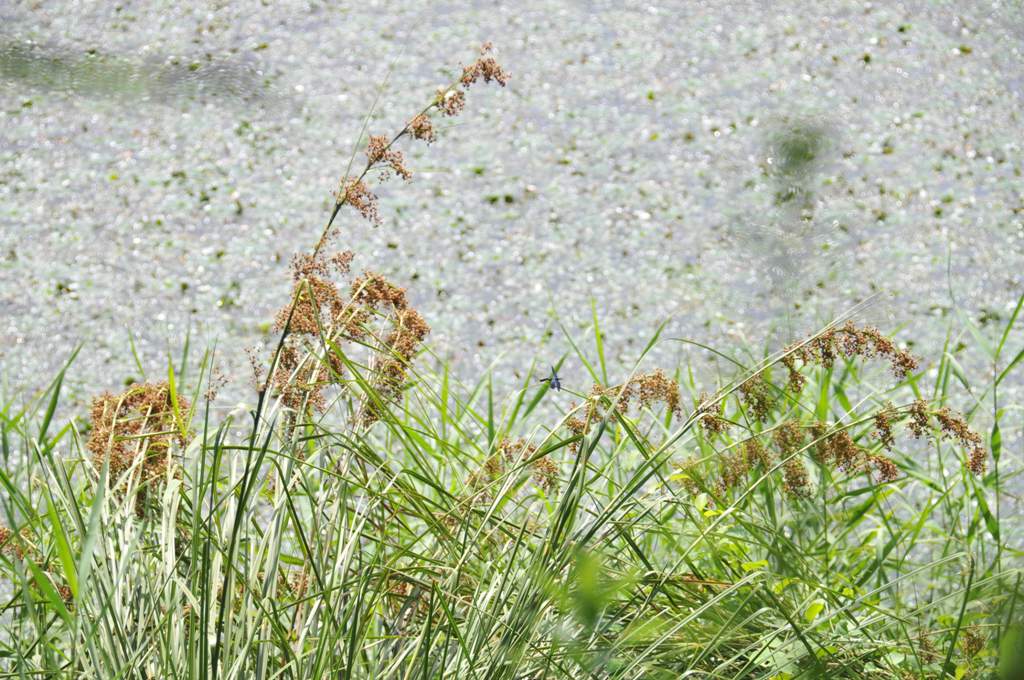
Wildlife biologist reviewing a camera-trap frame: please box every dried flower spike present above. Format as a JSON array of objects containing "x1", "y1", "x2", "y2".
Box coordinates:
[{"x1": 870, "y1": 455, "x2": 900, "y2": 482}]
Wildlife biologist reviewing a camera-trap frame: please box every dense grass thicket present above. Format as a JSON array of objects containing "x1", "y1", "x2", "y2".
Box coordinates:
[{"x1": 1, "y1": 44, "x2": 1022, "y2": 679}]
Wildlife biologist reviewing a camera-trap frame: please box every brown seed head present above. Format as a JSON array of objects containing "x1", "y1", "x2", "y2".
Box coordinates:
[
  {"x1": 872, "y1": 403, "x2": 896, "y2": 449},
  {"x1": 909, "y1": 399, "x2": 930, "y2": 437},
  {"x1": 870, "y1": 454, "x2": 900, "y2": 482},
  {"x1": 274, "y1": 275, "x2": 339, "y2": 336},
  {"x1": 782, "y1": 458, "x2": 811, "y2": 497},
  {"x1": 338, "y1": 177, "x2": 381, "y2": 224},
  {"x1": 459, "y1": 43, "x2": 510, "y2": 87},
  {"x1": 772, "y1": 421, "x2": 805, "y2": 456},
  {"x1": 634, "y1": 369, "x2": 682, "y2": 416},
  {"x1": 408, "y1": 113, "x2": 436, "y2": 143},
  {"x1": 719, "y1": 450, "x2": 751, "y2": 492},
  {"x1": 696, "y1": 393, "x2": 728, "y2": 437},
  {"x1": 959, "y1": 625, "x2": 985, "y2": 658},
  {"x1": 738, "y1": 373, "x2": 774, "y2": 422},
  {"x1": 87, "y1": 382, "x2": 189, "y2": 500},
  {"x1": 785, "y1": 323, "x2": 918, "y2": 382},
  {"x1": 436, "y1": 88, "x2": 466, "y2": 117},
  {"x1": 782, "y1": 354, "x2": 806, "y2": 393},
  {"x1": 967, "y1": 445, "x2": 987, "y2": 476},
  {"x1": 565, "y1": 407, "x2": 588, "y2": 454},
  {"x1": 531, "y1": 456, "x2": 559, "y2": 491},
  {"x1": 743, "y1": 437, "x2": 772, "y2": 469},
  {"x1": 366, "y1": 134, "x2": 412, "y2": 181}
]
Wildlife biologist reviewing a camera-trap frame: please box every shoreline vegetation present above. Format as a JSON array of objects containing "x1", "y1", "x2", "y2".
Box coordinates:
[{"x1": 1, "y1": 43, "x2": 1022, "y2": 678}]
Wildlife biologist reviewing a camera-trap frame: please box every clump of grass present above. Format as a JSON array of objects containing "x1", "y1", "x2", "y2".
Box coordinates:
[{"x1": 0, "y1": 43, "x2": 1020, "y2": 680}]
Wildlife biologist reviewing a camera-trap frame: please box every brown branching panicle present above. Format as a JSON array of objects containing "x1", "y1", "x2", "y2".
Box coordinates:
[
  {"x1": 408, "y1": 113, "x2": 436, "y2": 143},
  {"x1": 460, "y1": 43, "x2": 511, "y2": 88},
  {"x1": 0, "y1": 526, "x2": 30, "y2": 560},
  {"x1": 738, "y1": 373, "x2": 775, "y2": 422},
  {"x1": 274, "y1": 275, "x2": 339, "y2": 336},
  {"x1": 467, "y1": 438, "x2": 559, "y2": 494},
  {"x1": 634, "y1": 369, "x2": 683, "y2": 416},
  {"x1": 872, "y1": 403, "x2": 896, "y2": 449},
  {"x1": 566, "y1": 370, "x2": 682, "y2": 445},
  {"x1": 697, "y1": 393, "x2": 728, "y2": 437},
  {"x1": 959, "y1": 626, "x2": 985, "y2": 659},
  {"x1": 675, "y1": 323, "x2": 981, "y2": 498},
  {"x1": 87, "y1": 382, "x2": 189, "y2": 509},
  {"x1": 870, "y1": 455, "x2": 900, "y2": 483},
  {"x1": 366, "y1": 135, "x2": 412, "y2": 181},
  {"x1": 565, "y1": 406, "x2": 588, "y2": 454},
  {"x1": 744, "y1": 438, "x2": 772, "y2": 469},
  {"x1": 719, "y1": 450, "x2": 751, "y2": 493},
  {"x1": 435, "y1": 88, "x2": 466, "y2": 117},
  {"x1": 908, "y1": 399, "x2": 930, "y2": 437},
  {"x1": 773, "y1": 421, "x2": 805, "y2": 456},
  {"x1": 331, "y1": 42, "x2": 506, "y2": 225},
  {"x1": 782, "y1": 458, "x2": 811, "y2": 497},
  {"x1": 906, "y1": 399, "x2": 987, "y2": 475},
  {"x1": 258, "y1": 43, "x2": 508, "y2": 424},
  {"x1": 338, "y1": 177, "x2": 381, "y2": 225},
  {"x1": 267, "y1": 256, "x2": 432, "y2": 422},
  {"x1": 785, "y1": 322, "x2": 919, "y2": 380}
]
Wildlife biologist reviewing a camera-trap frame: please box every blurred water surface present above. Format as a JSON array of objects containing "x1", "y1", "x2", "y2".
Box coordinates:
[{"x1": 0, "y1": 0, "x2": 1021, "y2": 435}]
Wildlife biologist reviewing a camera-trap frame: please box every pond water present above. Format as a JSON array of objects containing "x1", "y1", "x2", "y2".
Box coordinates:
[{"x1": 1, "y1": 1, "x2": 1021, "y2": 455}]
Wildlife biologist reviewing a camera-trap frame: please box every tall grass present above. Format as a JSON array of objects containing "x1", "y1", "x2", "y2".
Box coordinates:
[{"x1": 0, "y1": 44, "x2": 1021, "y2": 679}]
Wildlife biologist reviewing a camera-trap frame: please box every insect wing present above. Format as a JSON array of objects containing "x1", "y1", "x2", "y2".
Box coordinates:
[{"x1": 549, "y1": 367, "x2": 561, "y2": 391}]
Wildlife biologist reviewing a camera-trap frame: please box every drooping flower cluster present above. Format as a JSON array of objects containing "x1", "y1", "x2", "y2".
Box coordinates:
[
  {"x1": 358, "y1": 280, "x2": 431, "y2": 407},
  {"x1": 0, "y1": 525, "x2": 72, "y2": 605},
  {"x1": 773, "y1": 421, "x2": 812, "y2": 497},
  {"x1": 782, "y1": 457, "x2": 812, "y2": 497},
  {"x1": 872, "y1": 402, "x2": 897, "y2": 449},
  {"x1": 0, "y1": 526, "x2": 30, "y2": 560},
  {"x1": 435, "y1": 88, "x2": 466, "y2": 117},
  {"x1": 635, "y1": 369, "x2": 683, "y2": 415},
  {"x1": 564, "y1": 370, "x2": 684, "y2": 450},
  {"x1": 459, "y1": 42, "x2": 510, "y2": 88},
  {"x1": 467, "y1": 438, "x2": 559, "y2": 494},
  {"x1": 908, "y1": 400, "x2": 987, "y2": 475},
  {"x1": 366, "y1": 135, "x2": 412, "y2": 181},
  {"x1": 265, "y1": 44, "x2": 508, "y2": 424},
  {"x1": 683, "y1": 321, "x2": 993, "y2": 495},
  {"x1": 782, "y1": 322, "x2": 919, "y2": 393},
  {"x1": 708, "y1": 415, "x2": 905, "y2": 499},
  {"x1": 743, "y1": 437, "x2": 772, "y2": 469},
  {"x1": 408, "y1": 113, "x2": 436, "y2": 143},
  {"x1": 959, "y1": 626, "x2": 986, "y2": 659},
  {"x1": 270, "y1": 344, "x2": 328, "y2": 413},
  {"x1": 696, "y1": 392, "x2": 729, "y2": 437},
  {"x1": 267, "y1": 250, "x2": 430, "y2": 423},
  {"x1": 87, "y1": 382, "x2": 189, "y2": 491},
  {"x1": 337, "y1": 177, "x2": 381, "y2": 225},
  {"x1": 738, "y1": 373, "x2": 774, "y2": 422},
  {"x1": 810, "y1": 423, "x2": 899, "y2": 482}
]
